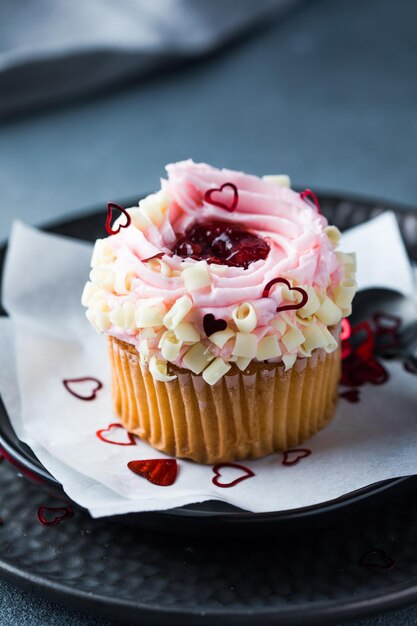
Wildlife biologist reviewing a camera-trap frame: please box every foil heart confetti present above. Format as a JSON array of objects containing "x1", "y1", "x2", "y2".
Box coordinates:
[
  {"x1": 105, "y1": 202, "x2": 132, "y2": 235},
  {"x1": 128, "y1": 459, "x2": 178, "y2": 486},
  {"x1": 96, "y1": 423, "x2": 137, "y2": 446},
  {"x1": 37, "y1": 505, "x2": 73, "y2": 527},
  {"x1": 212, "y1": 463, "x2": 255, "y2": 488},
  {"x1": 204, "y1": 182, "x2": 239, "y2": 212},
  {"x1": 63, "y1": 377, "x2": 103, "y2": 401}
]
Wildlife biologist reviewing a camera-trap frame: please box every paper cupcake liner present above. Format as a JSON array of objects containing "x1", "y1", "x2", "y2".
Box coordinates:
[{"x1": 108, "y1": 337, "x2": 341, "y2": 464}]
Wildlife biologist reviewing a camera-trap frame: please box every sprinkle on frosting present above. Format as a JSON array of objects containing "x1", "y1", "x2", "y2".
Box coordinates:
[
  {"x1": 105, "y1": 202, "x2": 132, "y2": 235},
  {"x1": 204, "y1": 182, "x2": 238, "y2": 212},
  {"x1": 84, "y1": 160, "x2": 357, "y2": 385}
]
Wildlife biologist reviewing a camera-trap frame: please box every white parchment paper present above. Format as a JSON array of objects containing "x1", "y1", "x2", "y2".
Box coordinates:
[{"x1": 0, "y1": 212, "x2": 416, "y2": 517}]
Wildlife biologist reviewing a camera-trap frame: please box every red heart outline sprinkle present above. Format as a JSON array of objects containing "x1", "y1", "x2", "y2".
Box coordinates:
[
  {"x1": 212, "y1": 463, "x2": 255, "y2": 488},
  {"x1": 37, "y1": 506, "x2": 73, "y2": 527},
  {"x1": 105, "y1": 202, "x2": 132, "y2": 235},
  {"x1": 128, "y1": 459, "x2": 178, "y2": 486},
  {"x1": 203, "y1": 313, "x2": 228, "y2": 337},
  {"x1": 262, "y1": 277, "x2": 308, "y2": 313},
  {"x1": 282, "y1": 448, "x2": 312, "y2": 466},
  {"x1": 339, "y1": 389, "x2": 361, "y2": 403},
  {"x1": 360, "y1": 549, "x2": 396, "y2": 571},
  {"x1": 96, "y1": 423, "x2": 137, "y2": 446},
  {"x1": 204, "y1": 182, "x2": 239, "y2": 212},
  {"x1": 63, "y1": 377, "x2": 103, "y2": 401},
  {"x1": 300, "y1": 189, "x2": 321, "y2": 213}
]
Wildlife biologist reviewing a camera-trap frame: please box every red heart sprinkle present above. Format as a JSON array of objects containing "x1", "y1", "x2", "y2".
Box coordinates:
[
  {"x1": 262, "y1": 277, "x2": 308, "y2": 313},
  {"x1": 360, "y1": 549, "x2": 396, "y2": 571},
  {"x1": 212, "y1": 463, "x2": 255, "y2": 488},
  {"x1": 282, "y1": 448, "x2": 312, "y2": 466},
  {"x1": 204, "y1": 182, "x2": 239, "y2": 212},
  {"x1": 96, "y1": 423, "x2": 137, "y2": 446},
  {"x1": 203, "y1": 313, "x2": 228, "y2": 337},
  {"x1": 63, "y1": 377, "x2": 103, "y2": 401},
  {"x1": 300, "y1": 189, "x2": 321, "y2": 213},
  {"x1": 37, "y1": 506, "x2": 73, "y2": 527},
  {"x1": 128, "y1": 459, "x2": 178, "y2": 486},
  {"x1": 105, "y1": 202, "x2": 132, "y2": 235},
  {"x1": 339, "y1": 389, "x2": 361, "y2": 403}
]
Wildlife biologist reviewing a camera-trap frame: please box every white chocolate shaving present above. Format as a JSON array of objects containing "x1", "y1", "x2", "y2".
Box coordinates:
[
  {"x1": 236, "y1": 356, "x2": 252, "y2": 371},
  {"x1": 139, "y1": 190, "x2": 169, "y2": 227},
  {"x1": 135, "y1": 303, "x2": 166, "y2": 328},
  {"x1": 163, "y1": 296, "x2": 193, "y2": 329},
  {"x1": 81, "y1": 281, "x2": 97, "y2": 307},
  {"x1": 271, "y1": 317, "x2": 287, "y2": 335},
  {"x1": 89, "y1": 266, "x2": 113, "y2": 290},
  {"x1": 127, "y1": 207, "x2": 153, "y2": 231},
  {"x1": 113, "y1": 268, "x2": 133, "y2": 295},
  {"x1": 174, "y1": 322, "x2": 200, "y2": 344},
  {"x1": 149, "y1": 355, "x2": 176, "y2": 382},
  {"x1": 321, "y1": 327, "x2": 339, "y2": 353},
  {"x1": 298, "y1": 286, "x2": 321, "y2": 318},
  {"x1": 325, "y1": 226, "x2": 342, "y2": 247},
  {"x1": 302, "y1": 323, "x2": 327, "y2": 353},
  {"x1": 232, "y1": 302, "x2": 257, "y2": 333},
  {"x1": 141, "y1": 327, "x2": 157, "y2": 339},
  {"x1": 334, "y1": 278, "x2": 357, "y2": 309},
  {"x1": 182, "y1": 262, "x2": 211, "y2": 292},
  {"x1": 282, "y1": 354, "x2": 297, "y2": 370},
  {"x1": 336, "y1": 251, "x2": 357, "y2": 278},
  {"x1": 256, "y1": 335, "x2": 282, "y2": 360},
  {"x1": 159, "y1": 331, "x2": 182, "y2": 361},
  {"x1": 316, "y1": 296, "x2": 343, "y2": 326},
  {"x1": 95, "y1": 311, "x2": 111, "y2": 331},
  {"x1": 110, "y1": 302, "x2": 136, "y2": 329},
  {"x1": 91, "y1": 239, "x2": 115, "y2": 267},
  {"x1": 262, "y1": 174, "x2": 291, "y2": 187},
  {"x1": 202, "y1": 357, "x2": 231, "y2": 385},
  {"x1": 232, "y1": 332, "x2": 258, "y2": 359},
  {"x1": 210, "y1": 328, "x2": 235, "y2": 349},
  {"x1": 282, "y1": 327, "x2": 305, "y2": 352},
  {"x1": 147, "y1": 258, "x2": 171, "y2": 276},
  {"x1": 182, "y1": 343, "x2": 215, "y2": 374}
]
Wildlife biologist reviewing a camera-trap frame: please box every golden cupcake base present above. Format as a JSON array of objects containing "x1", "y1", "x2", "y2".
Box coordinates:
[{"x1": 108, "y1": 336, "x2": 341, "y2": 464}]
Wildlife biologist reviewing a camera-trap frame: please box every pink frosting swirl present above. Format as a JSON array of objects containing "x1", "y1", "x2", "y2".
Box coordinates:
[{"x1": 84, "y1": 160, "x2": 353, "y2": 375}]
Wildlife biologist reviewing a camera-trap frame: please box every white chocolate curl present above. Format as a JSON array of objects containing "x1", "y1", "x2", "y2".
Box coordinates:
[
  {"x1": 149, "y1": 355, "x2": 176, "y2": 382},
  {"x1": 202, "y1": 357, "x2": 231, "y2": 385},
  {"x1": 210, "y1": 328, "x2": 235, "y2": 348},
  {"x1": 232, "y1": 303, "x2": 257, "y2": 333},
  {"x1": 163, "y1": 296, "x2": 193, "y2": 329},
  {"x1": 182, "y1": 262, "x2": 211, "y2": 292},
  {"x1": 232, "y1": 332, "x2": 258, "y2": 359},
  {"x1": 316, "y1": 296, "x2": 343, "y2": 326},
  {"x1": 256, "y1": 335, "x2": 282, "y2": 360},
  {"x1": 183, "y1": 343, "x2": 215, "y2": 374}
]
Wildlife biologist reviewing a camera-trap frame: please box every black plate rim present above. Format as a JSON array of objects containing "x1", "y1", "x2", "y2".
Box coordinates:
[
  {"x1": 2, "y1": 544, "x2": 417, "y2": 625},
  {"x1": 0, "y1": 190, "x2": 416, "y2": 524}
]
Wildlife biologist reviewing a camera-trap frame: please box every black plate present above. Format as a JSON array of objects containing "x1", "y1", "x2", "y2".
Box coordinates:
[
  {"x1": 1, "y1": 192, "x2": 417, "y2": 535},
  {"x1": 1, "y1": 192, "x2": 417, "y2": 623}
]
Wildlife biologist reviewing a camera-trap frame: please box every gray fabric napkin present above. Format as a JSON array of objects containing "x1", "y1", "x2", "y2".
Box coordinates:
[{"x1": 0, "y1": 0, "x2": 295, "y2": 116}]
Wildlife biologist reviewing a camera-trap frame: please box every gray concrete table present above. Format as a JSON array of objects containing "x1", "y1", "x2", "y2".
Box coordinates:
[{"x1": 1, "y1": 0, "x2": 416, "y2": 623}]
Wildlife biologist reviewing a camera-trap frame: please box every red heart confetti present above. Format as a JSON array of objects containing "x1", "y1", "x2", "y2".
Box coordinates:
[
  {"x1": 359, "y1": 549, "x2": 396, "y2": 571},
  {"x1": 282, "y1": 448, "x2": 312, "y2": 466},
  {"x1": 203, "y1": 313, "x2": 228, "y2": 337},
  {"x1": 105, "y1": 202, "x2": 132, "y2": 235},
  {"x1": 37, "y1": 506, "x2": 73, "y2": 527},
  {"x1": 96, "y1": 423, "x2": 137, "y2": 446},
  {"x1": 262, "y1": 277, "x2": 308, "y2": 313},
  {"x1": 212, "y1": 463, "x2": 255, "y2": 488},
  {"x1": 300, "y1": 189, "x2": 321, "y2": 213},
  {"x1": 204, "y1": 182, "x2": 239, "y2": 213},
  {"x1": 339, "y1": 389, "x2": 361, "y2": 403},
  {"x1": 63, "y1": 377, "x2": 103, "y2": 401},
  {"x1": 128, "y1": 459, "x2": 178, "y2": 486}
]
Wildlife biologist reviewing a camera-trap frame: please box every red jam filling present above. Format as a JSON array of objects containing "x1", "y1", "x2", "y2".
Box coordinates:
[{"x1": 172, "y1": 220, "x2": 270, "y2": 269}]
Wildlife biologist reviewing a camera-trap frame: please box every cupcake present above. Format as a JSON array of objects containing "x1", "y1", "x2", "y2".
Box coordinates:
[{"x1": 82, "y1": 160, "x2": 357, "y2": 463}]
